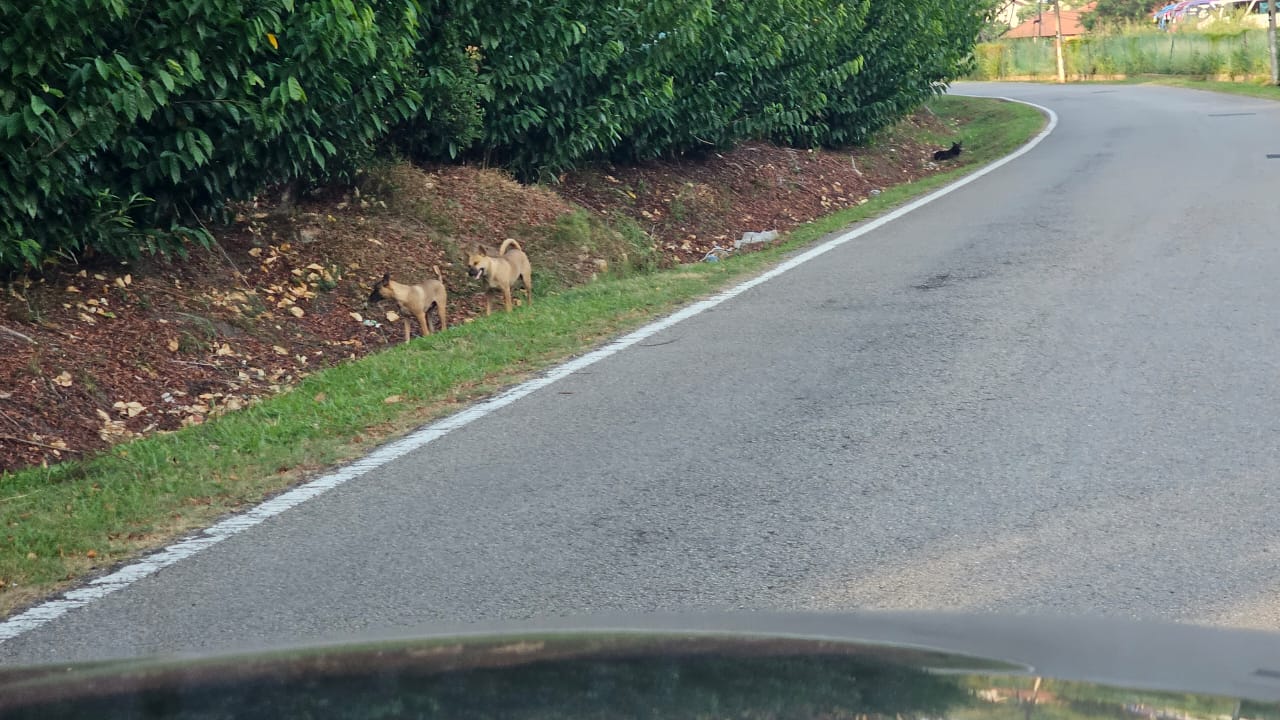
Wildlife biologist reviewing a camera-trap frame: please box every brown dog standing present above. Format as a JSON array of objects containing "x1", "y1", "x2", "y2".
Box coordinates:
[
  {"x1": 467, "y1": 239, "x2": 532, "y2": 315},
  {"x1": 367, "y1": 268, "x2": 448, "y2": 343}
]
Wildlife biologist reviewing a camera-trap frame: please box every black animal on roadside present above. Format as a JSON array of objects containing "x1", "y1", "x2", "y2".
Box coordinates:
[{"x1": 933, "y1": 142, "x2": 962, "y2": 161}]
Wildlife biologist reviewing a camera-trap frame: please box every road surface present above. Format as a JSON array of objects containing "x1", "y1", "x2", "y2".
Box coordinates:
[{"x1": 5, "y1": 82, "x2": 1280, "y2": 666}]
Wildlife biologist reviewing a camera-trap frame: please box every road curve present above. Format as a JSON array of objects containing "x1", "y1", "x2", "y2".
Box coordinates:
[{"x1": 5, "y1": 82, "x2": 1280, "y2": 666}]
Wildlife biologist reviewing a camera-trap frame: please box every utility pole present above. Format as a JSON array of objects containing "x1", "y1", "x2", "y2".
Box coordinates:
[
  {"x1": 1269, "y1": 0, "x2": 1278, "y2": 84},
  {"x1": 1053, "y1": 0, "x2": 1067, "y2": 83}
]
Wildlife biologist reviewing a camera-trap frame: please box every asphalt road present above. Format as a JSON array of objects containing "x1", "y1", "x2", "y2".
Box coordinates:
[{"x1": 6, "y1": 82, "x2": 1280, "y2": 666}]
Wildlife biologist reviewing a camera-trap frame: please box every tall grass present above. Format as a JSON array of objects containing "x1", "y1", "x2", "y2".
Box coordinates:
[{"x1": 971, "y1": 21, "x2": 1271, "y2": 80}]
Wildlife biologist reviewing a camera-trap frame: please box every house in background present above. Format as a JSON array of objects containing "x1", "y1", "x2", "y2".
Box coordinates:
[{"x1": 1004, "y1": 1, "x2": 1097, "y2": 38}]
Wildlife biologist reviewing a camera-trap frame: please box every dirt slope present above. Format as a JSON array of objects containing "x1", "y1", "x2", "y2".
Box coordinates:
[{"x1": 0, "y1": 109, "x2": 955, "y2": 472}]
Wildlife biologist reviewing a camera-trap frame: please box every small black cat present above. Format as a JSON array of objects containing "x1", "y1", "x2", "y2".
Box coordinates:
[{"x1": 933, "y1": 142, "x2": 962, "y2": 161}]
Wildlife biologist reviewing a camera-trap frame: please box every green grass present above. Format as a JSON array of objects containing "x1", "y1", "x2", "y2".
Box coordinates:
[
  {"x1": 1134, "y1": 74, "x2": 1280, "y2": 99},
  {"x1": 966, "y1": 67, "x2": 1280, "y2": 102},
  {"x1": 0, "y1": 95, "x2": 1046, "y2": 616}
]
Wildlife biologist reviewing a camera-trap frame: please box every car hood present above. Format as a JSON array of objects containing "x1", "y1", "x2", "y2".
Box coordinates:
[{"x1": 1, "y1": 611, "x2": 1278, "y2": 718}]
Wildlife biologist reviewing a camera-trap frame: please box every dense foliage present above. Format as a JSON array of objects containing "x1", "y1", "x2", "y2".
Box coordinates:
[
  {"x1": 0, "y1": 0, "x2": 426, "y2": 271},
  {"x1": 0, "y1": 0, "x2": 985, "y2": 274}
]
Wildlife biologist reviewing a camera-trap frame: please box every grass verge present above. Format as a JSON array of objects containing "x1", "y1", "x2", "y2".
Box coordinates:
[
  {"x1": 1133, "y1": 75, "x2": 1280, "y2": 101},
  {"x1": 967, "y1": 74, "x2": 1280, "y2": 103},
  {"x1": 0, "y1": 95, "x2": 1046, "y2": 617}
]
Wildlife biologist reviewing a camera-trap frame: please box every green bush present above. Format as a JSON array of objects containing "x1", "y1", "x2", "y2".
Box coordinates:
[
  {"x1": 3, "y1": 0, "x2": 989, "y2": 269},
  {"x1": 820, "y1": 0, "x2": 985, "y2": 146},
  {"x1": 0, "y1": 0, "x2": 425, "y2": 274}
]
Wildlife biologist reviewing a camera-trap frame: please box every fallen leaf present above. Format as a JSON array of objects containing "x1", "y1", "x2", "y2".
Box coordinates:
[
  {"x1": 53, "y1": 371, "x2": 73, "y2": 387},
  {"x1": 383, "y1": 395, "x2": 403, "y2": 404},
  {"x1": 349, "y1": 311, "x2": 363, "y2": 323},
  {"x1": 273, "y1": 345, "x2": 288, "y2": 355},
  {"x1": 93, "y1": 273, "x2": 107, "y2": 281},
  {"x1": 124, "y1": 274, "x2": 132, "y2": 286},
  {"x1": 86, "y1": 550, "x2": 98, "y2": 559},
  {"x1": 248, "y1": 247, "x2": 263, "y2": 258},
  {"x1": 26, "y1": 552, "x2": 36, "y2": 561},
  {"x1": 112, "y1": 401, "x2": 146, "y2": 418},
  {"x1": 289, "y1": 306, "x2": 305, "y2": 318},
  {"x1": 314, "y1": 392, "x2": 327, "y2": 403},
  {"x1": 215, "y1": 343, "x2": 234, "y2": 356},
  {"x1": 167, "y1": 338, "x2": 180, "y2": 352},
  {"x1": 65, "y1": 285, "x2": 81, "y2": 293},
  {"x1": 385, "y1": 310, "x2": 400, "y2": 322}
]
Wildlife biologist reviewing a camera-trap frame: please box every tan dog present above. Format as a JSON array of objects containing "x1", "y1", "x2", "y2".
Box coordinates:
[
  {"x1": 367, "y1": 268, "x2": 447, "y2": 343},
  {"x1": 467, "y1": 238, "x2": 532, "y2": 314}
]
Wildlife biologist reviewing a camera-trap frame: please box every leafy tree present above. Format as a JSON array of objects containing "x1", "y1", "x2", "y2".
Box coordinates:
[{"x1": 1082, "y1": 0, "x2": 1155, "y2": 30}]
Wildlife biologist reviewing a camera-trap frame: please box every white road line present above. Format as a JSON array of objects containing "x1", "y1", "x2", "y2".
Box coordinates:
[{"x1": 0, "y1": 97, "x2": 1058, "y2": 646}]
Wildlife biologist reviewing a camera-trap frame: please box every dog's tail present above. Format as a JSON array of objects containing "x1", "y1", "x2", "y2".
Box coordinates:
[
  {"x1": 432, "y1": 264, "x2": 443, "y2": 283},
  {"x1": 499, "y1": 238, "x2": 523, "y2": 255}
]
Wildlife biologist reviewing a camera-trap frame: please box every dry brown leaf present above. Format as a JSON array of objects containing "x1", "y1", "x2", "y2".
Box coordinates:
[
  {"x1": 385, "y1": 310, "x2": 400, "y2": 322},
  {"x1": 215, "y1": 343, "x2": 234, "y2": 356},
  {"x1": 248, "y1": 247, "x2": 263, "y2": 257},
  {"x1": 65, "y1": 285, "x2": 81, "y2": 293},
  {"x1": 289, "y1": 306, "x2": 305, "y2": 318},
  {"x1": 383, "y1": 395, "x2": 403, "y2": 404},
  {"x1": 272, "y1": 345, "x2": 288, "y2": 355},
  {"x1": 113, "y1": 401, "x2": 146, "y2": 418},
  {"x1": 349, "y1": 311, "x2": 363, "y2": 323},
  {"x1": 167, "y1": 338, "x2": 180, "y2": 352},
  {"x1": 53, "y1": 371, "x2": 73, "y2": 387}
]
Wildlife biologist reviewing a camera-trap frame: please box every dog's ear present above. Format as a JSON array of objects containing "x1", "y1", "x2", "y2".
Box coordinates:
[{"x1": 381, "y1": 271, "x2": 391, "y2": 283}]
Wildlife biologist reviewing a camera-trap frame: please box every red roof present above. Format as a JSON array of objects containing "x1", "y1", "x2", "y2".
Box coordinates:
[{"x1": 1005, "y1": 2, "x2": 1096, "y2": 38}]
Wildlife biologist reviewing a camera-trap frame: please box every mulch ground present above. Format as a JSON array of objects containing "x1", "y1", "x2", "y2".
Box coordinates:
[{"x1": 0, "y1": 109, "x2": 954, "y2": 473}]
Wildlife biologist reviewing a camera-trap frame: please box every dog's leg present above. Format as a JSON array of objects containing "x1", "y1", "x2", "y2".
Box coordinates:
[
  {"x1": 402, "y1": 318, "x2": 411, "y2": 343},
  {"x1": 502, "y1": 285, "x2": 513, "y2": 312},
  {"x1": 523, "y1": 273, "x2": 532, "y2": 306},
  {"x1": 417, "y1": 309, "x2": 431, "y2": 336},
  {"x1": 438, "y1": 300, "x2": 447, "y2": 331},
  {"x1": 484, "y1": 293, "x2": 492, "y2": 316}
]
